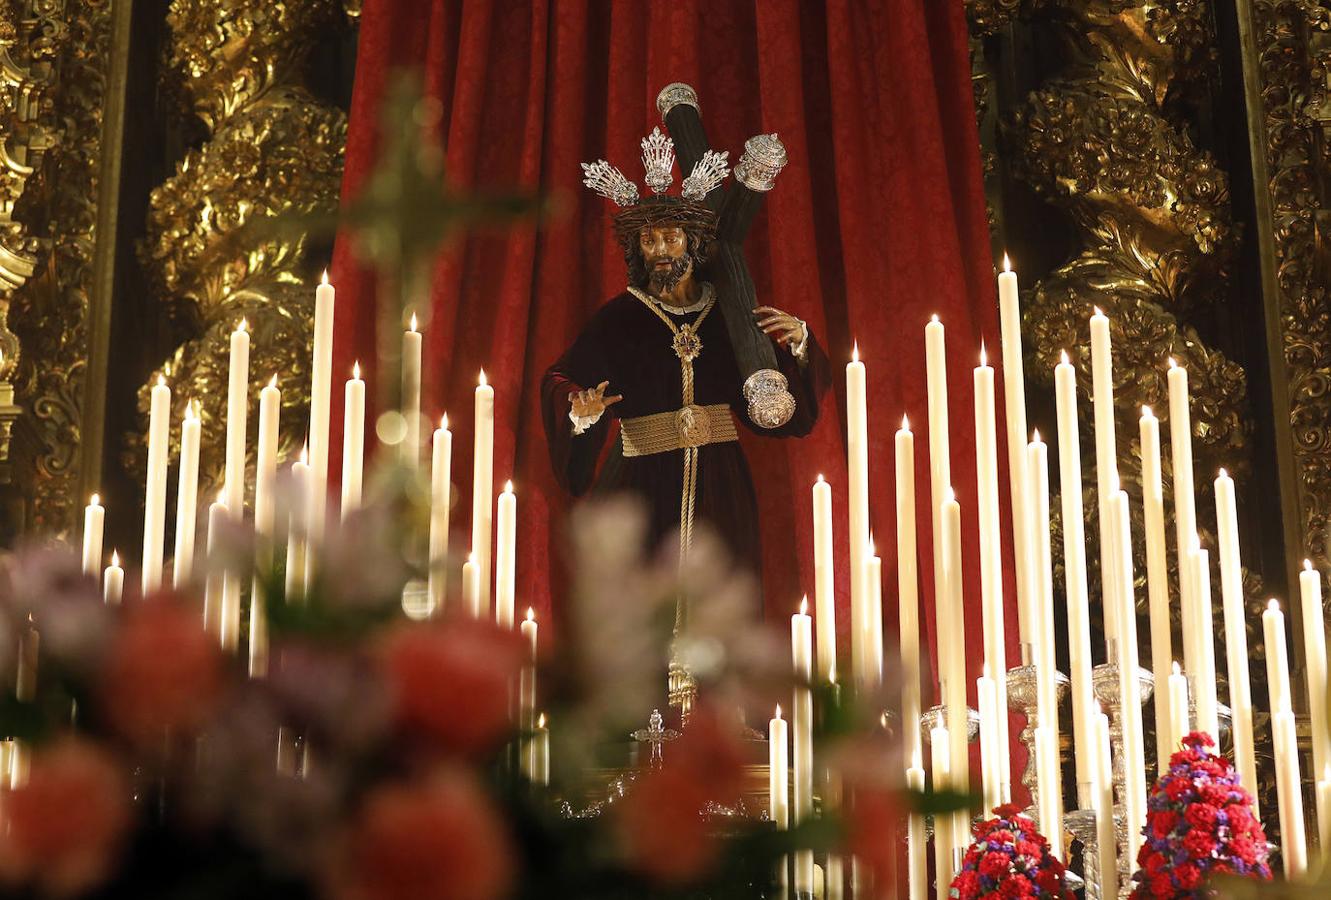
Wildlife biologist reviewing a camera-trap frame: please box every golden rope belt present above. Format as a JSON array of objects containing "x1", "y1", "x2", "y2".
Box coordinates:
[{"x1": 626, "y1": 284, "x2": 724, "y2": 723}]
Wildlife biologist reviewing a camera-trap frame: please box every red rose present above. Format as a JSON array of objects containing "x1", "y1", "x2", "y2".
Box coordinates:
[
  {"x1": 1231, "y1": 835, "x2": 1259, "y2": 864},
  {"x1": 0, "y1": 739, "x2": 131, "y2": 897},
  {"x1": 1176, "y1": 863, "x2": 1202, "y2": 889},
  {"x1": 1152, "y1": 809, "x2": 1179, "y2": 839},
  {"x1": 1165, "y1": 779, "x2": 1191, "y2": 802},
  {"x1": 99, "y1": 597, "x2": 223, "y2": 744},
  {"x1": 1183, "y1": 828, "x2": 1217, "y2": 858},
  {"x1": 334, "y1": 770, "x2": 513, "y2": 900},
  {"x1": 1015, "y1": 838, "x2": 1041, "y2": 860},
  {"x1": 979, "y1": 850, "x2": 1012, "y2": 878},
  {"x1": 998, "y1": 873, "x2": 1033, "y2": 897},
  {"x1": 1149, "y1": 873, "x2": 1173, "y2": 895},
  {"x1": 953, "y1": 869, "x2": 981, "y2": 896},
  {"x1": 379, "y1": 619, "x2": 524, "y2": 755},
  {"x1": 1185, "y1": 803, "x2": 1217, "y2": 829}
]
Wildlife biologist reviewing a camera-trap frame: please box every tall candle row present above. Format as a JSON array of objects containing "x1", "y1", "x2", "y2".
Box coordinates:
[{"x1": 82, "y1": 274, "x2": 511, "y2": 635}]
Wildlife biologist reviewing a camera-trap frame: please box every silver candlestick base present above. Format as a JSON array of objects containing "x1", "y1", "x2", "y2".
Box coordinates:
[
  {"x1": 920, "y1": 703, "x2": 981, "y2": 743},
  {"x1": 1005, "y1": 664, "x2": 1070, "y2": 818},
  {"x1": 1092, "y1": 662, "x2": 1154, "y2": 898}
]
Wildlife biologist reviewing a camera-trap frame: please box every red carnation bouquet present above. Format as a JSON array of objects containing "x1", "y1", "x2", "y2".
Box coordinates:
[
  {"x1": 951, "y1": 803, "x2": 1073, "y2": 899},
  {"x1": 1130, "y1": 731, "x2": 1272, "y2": 898}
]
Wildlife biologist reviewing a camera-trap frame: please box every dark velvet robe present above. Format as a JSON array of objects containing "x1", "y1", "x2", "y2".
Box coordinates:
[{"x1": 542, "y1": 290, "x2": 830, "y2": 571}]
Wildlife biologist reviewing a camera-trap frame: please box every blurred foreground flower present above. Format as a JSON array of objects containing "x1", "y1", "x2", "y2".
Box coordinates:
[
  {"x1": 615, "y1": 706, "x2": 747, "y2": 884},
  {"x1": 379, "y1": 617, "x2": 525, "y2": 757},
  {"x1": 0, "y1": 739, "x2": 131, "y2": 897},
  {"x1": 332, "y1": 769, "x2": 514, "y2": 900},
  {"x1": 98, "y1": 595, "x2": 223, "y2": 745}
]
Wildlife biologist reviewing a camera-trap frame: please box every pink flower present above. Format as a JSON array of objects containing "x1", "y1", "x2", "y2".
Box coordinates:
[
  {"x1": 379, "y1": 619, "x2": 525, "y2": 756},
  {"x1": 333, "y1": 770, "x2": 513, "y2": 900},
  {"x1": 0, "y1": 739, "x2": 131, "y2": 897},
  {"x1": 99, "y1": 596, "x2": 223, "y2": 743}
]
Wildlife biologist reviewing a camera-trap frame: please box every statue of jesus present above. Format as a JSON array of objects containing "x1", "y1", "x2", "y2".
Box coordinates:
[{"x1": 541, "y1": 121, "x2": 830, "y2": 578}]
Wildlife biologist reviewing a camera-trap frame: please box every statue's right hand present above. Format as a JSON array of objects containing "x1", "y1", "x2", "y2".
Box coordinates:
[{"x1": 570, "y1": 380, "x2": 623, "y2": 419}]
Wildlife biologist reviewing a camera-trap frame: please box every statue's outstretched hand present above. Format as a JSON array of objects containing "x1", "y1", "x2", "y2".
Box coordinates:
[
  {"x1": 571, "y1": 380, "x2": 624, "y2": 419},
  {"x1": 754, "y1": 306, "x2": 808, "y2": 348}
]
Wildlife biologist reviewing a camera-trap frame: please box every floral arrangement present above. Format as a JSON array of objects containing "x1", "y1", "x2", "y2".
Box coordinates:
[
  {"x1": 0, "y1": 488, "x2": 953, "y2": 899},
  {"x1": 1130, "y1": 731, "x2": 1272, "y2": 898},
  {"x1": 951, "y1": 803, "x2": 1073, "y2": 899}
]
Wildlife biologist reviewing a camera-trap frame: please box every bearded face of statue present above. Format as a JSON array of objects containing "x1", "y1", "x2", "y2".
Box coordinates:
[{"x1": 629, "y1": 225, "x2": 700, "y2": 295}]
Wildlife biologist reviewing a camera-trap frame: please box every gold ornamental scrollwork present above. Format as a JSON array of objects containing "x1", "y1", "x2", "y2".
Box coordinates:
[
  {"x1": 1248, "y1": 0, "x2": 1331, "y2": 568},
  {"x1": 0, "y1": 0, "x2": 114, "y2": 534},
  {"x1": 997, "y1": 0, "x2": 1272, "y2": 825},
  {"x1": 131, "y1": 0, "x2": 350, "y2": 495}
]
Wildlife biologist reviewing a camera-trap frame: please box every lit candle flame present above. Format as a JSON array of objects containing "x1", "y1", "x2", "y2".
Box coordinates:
[
  {"x1": 816, "y1": 473, "x2": 824, "y2": 484},
  {"x1": 1168, "y1": 357, "x2": 1177, "y2": 369},
  {"x1": 868, "y1": 534, "x2": 876, "y2": 557},
  {"x1": 1268, "y1": 598, "x2": 1280, "y2": 612},
  {"x1": 1032, "y1": 427, "x2": 1041, "y2": 443},
  {"x1": 268, "y1": 374, "x2": 278, "y2": 389},
  {"x1": 1306, "y1": 559, "x2": 1315, "y2": 572},
  {"x1": 441, "y1": 412, "x2": 449, "y2": 430},
  {"x1": 979, "y1": 341, "x2": 987, "y2": 366},
  {"x1": 538, "y1": 712, "x2": 546, "y2": 728},
  {"x1": 526, "y1": 607, "x2": 535, "y2": 622},
  {"x1": 299, "y1": 444, "x2": 308, "y2": 465},
  {"x1": 799, "y1": 595, "x2": 808, "y2": 615},
  {"x1": 353, "y1": 360, "x2": 361, "y2": 380},
  {"x1": 1142, "y1": 405, "x2": 1152, "y2": 417},
  {"x1": 111, "y1": 549, "x2": 120, "y2": 567},
  {"x1": 216, "y1": 489, "x2": 225, "y2": 504},
  {"x1": 1002, "y1": 252, "x2": 1012, "y2": 273},
  {"x1": 1218, "y1": 467, "x2": 1228, "y2": 479},
  {"x1": 478, "y1": 368, "x2": 488, "y2": 387},
  {"x1": 902, "y1": 413, "x2": 910, "y2": 430},
  {"x1": 409, "y1": 312, "x2": 418, "y2": 333},
  {"x1": 91, "y1": 492, "x2": 100, "y2": 506},
  {"x1": 1093, "y1": 306, "x2": 1103, "y2": 317},
  {"x1": 321, "y1": 269, "x2": 329, "y2": 285},
  {"x1": 851, "y1": 341, "x2": 859, "y2": 363},
  {"x1": 467, "y1": 552, "x2": 476, "y2": 564},
  {"x1": 944, "y1": 486, "x2": 955, "y2": 504},
  {"x1": 505, "y1": 479, "x2": 514, "y2": 493},
  {"x1": 185, "y1": 400, "x2": 198, "y2": 421},
  {"x1": 930, "y1": 313, "x2": 940, "y2": 323},
  {"x1": 774, "y1": 703, "x2": 783, "y2": 719},
  {"x1": 1172, "y1": 660, "x2": 1182, "y2": 676},
  {"x1": 237, "y1": 317, "x2": 248, "y2": 333},
  {"x1": 1060, "y1": 349, "x2": 1070, "y2": 365},
  {"x1": 157, "y1": 374, "x2": 167, "y2": 388}
]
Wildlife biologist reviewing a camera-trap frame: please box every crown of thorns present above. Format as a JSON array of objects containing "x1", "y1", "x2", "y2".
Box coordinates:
[{"x1": 582, "y1": 127, "x2": 727, "y2": 247}]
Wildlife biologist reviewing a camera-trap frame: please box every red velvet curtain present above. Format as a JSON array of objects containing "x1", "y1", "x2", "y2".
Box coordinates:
[{"x1": 332, "y1": 0, "x2": 1017, "y2": 711}]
